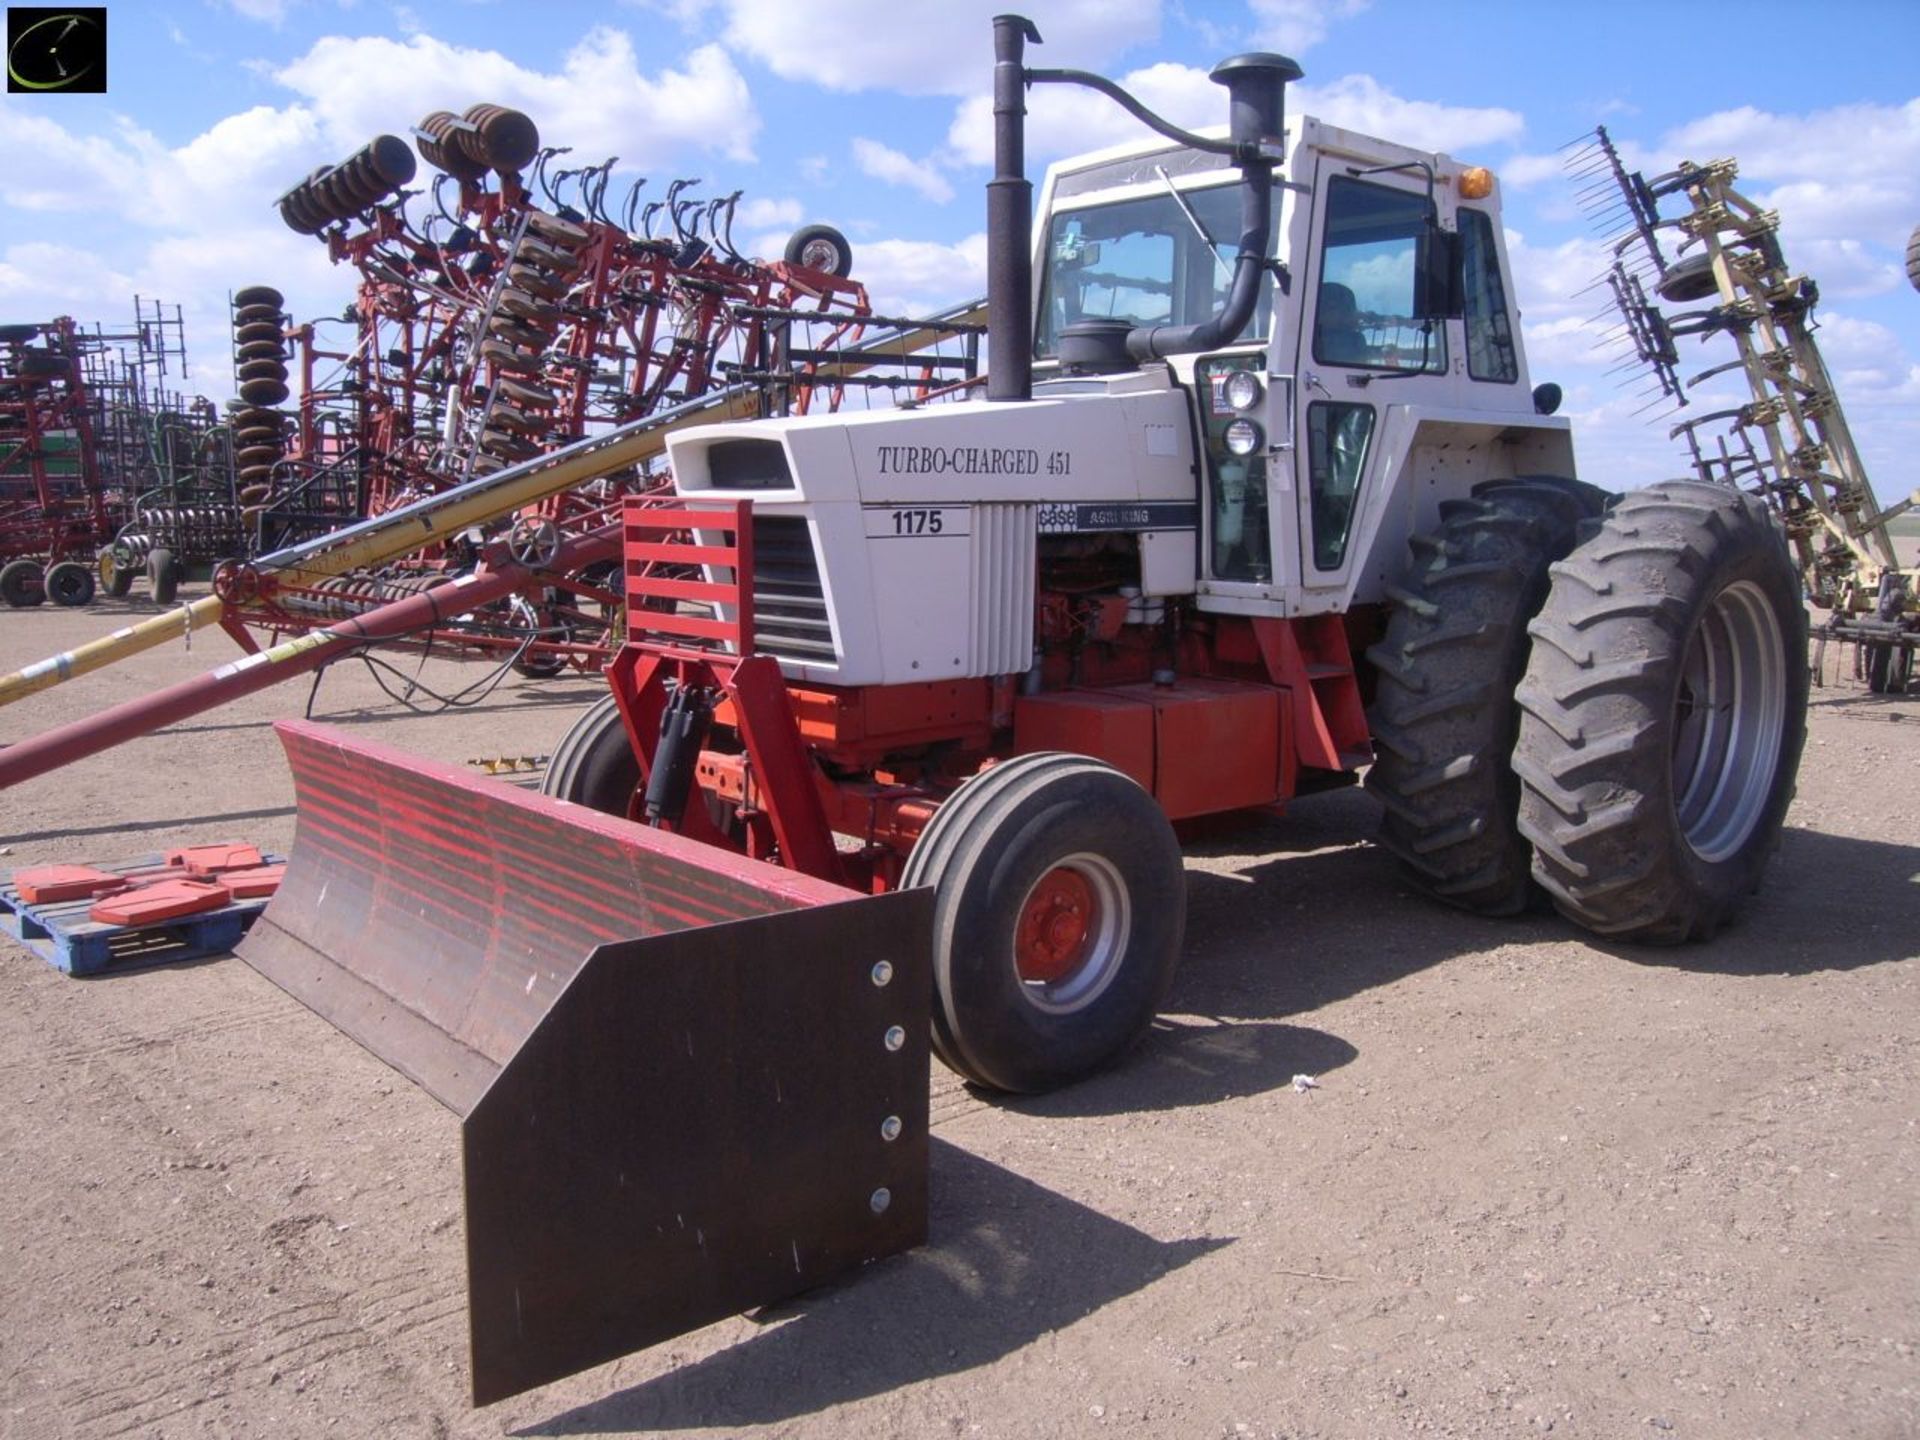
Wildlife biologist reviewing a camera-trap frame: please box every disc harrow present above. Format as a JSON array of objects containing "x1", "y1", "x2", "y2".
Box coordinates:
[{"x1": 221, "y1": 96, "x2": 984, "y2": 676}]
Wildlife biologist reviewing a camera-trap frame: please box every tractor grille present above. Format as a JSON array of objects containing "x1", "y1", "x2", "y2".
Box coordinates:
[{"x1": 751, "y1": 515, "x2": 834, "y2": 664}]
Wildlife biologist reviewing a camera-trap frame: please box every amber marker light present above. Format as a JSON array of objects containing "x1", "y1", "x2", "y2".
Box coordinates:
[{"x1": 1459, "y1": 166, "x2": 1496, "y2": 200}]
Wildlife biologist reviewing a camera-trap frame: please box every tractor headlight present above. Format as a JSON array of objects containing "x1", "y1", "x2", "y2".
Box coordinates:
[
  {"x1": 1224, "y1": 418, "x2": 1264, "y2": 456},
  {"x1": 1223, "y1": 368, "x2": 1264, "y2": 413}
]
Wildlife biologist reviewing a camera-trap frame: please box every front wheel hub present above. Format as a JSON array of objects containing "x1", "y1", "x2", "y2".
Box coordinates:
[{"x1": 1013, "y1": 853, "x2": 1132, "y2": 1014}]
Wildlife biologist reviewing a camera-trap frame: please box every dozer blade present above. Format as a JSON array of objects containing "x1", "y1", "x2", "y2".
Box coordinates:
[{"x1": 240, "y1": 719, "x2": 932, "y2": 1405}]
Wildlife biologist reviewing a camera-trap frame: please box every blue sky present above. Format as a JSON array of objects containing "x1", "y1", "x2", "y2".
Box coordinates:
[{"x1": 5, "y1": 0, "x2": 1918, "y2": 494}]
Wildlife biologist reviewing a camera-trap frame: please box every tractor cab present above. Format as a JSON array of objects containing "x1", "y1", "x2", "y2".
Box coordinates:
[{"x1": 1028, "y1": 118, "x2": 1569, "y2": 622}]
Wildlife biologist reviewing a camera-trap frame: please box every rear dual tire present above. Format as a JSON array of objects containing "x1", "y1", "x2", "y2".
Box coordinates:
[
  {"x1": 1514, "y1": 480, "x2": 1807, "y2": 942},
  {"x1": 1372, "y1": 477, "x2": 1806, "y2": 945},
  {"x1": 1365, "y1": 478, "x2": 1608, "y2": 914}
]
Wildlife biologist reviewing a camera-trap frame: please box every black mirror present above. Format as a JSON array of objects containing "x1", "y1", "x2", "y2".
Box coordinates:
[{"x1": 1413, "y1": 224, "x2": 1463, "y2": 321}]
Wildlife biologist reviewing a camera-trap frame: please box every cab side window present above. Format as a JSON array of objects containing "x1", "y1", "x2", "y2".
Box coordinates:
[
  {"x1": 1460, "y1": 208, "x2": 1518, "y2": 383},
  {"x1": 1314, "y1": 176, "x2": 1447, "y2": 373},
  {"x1": 1306, "y1": 401, "x2": 1376, "y2": 570}
]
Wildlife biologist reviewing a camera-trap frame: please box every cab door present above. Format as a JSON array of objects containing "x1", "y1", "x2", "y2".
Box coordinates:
[{"x1": 1290, "y1": 157, "x2": 1453, "y2": 606}]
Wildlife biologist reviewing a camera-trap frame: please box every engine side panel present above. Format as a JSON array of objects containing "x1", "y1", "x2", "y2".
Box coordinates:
[{"x1": 667, "y1": 388, "x2": 1204, "y2": 685}]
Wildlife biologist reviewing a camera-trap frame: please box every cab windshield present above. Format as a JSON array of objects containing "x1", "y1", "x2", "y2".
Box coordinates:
[{"x1": 1035, "y1": 183, "x2": 1274, "y2": 358}]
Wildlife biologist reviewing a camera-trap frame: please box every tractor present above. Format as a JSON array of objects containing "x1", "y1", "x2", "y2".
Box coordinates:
[{"x1": 240, "y1": 15, "x2": 1807, "y2": 1403}]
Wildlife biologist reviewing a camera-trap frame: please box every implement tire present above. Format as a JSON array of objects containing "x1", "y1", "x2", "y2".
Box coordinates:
[
  {"x1": 44, "y1": 560, "x2": 95, "y2": 607},
  {"x1": 0, "y1": 558, "x2": 45, "y2": 607},
  {"x1": 1364, "y1": 477, "x2": 1610, "y2": 915},
  {"x1": 147, "y1": 547, "x2": 179, "y2": 605},
  {"x1": 901, "y1": 753, "x2": 1184, "y2": 1094},
  {"x1": 783, "y1": 223, "x2": 854, "y2": 278},
  {"x1": 101, "y1": 550, "x2": 136, "y2": 597},
  {"x1": 1515, "y1": 479, "x2": 1807, "y2": 943},
  {"x1": 541, "y1": 694, "x2": 640, "y2": 817}
]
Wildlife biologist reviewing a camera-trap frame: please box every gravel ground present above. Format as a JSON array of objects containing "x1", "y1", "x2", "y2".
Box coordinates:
[{"x1": 0, "y1": 588, "x2": 1915, "y2": 1440}]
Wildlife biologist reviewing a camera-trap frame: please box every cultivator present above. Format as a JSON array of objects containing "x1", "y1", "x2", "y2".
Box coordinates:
[
  {"x1": 1570, "y1": 127, "x2": 1918, "y2": 691},
  {"x1": 0, "y1": 319, "x2": 110, "y2": 606},
  {"x1": 1, "y1": 303, "x2": 232, "y2": 607}
]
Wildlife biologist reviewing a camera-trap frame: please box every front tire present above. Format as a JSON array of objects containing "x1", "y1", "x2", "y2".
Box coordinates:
[
  {"x1": 1515, "y1": 480, "x2": 1808, "y2": 943},
  {"x1": 1365, "y1": 478, "x2": 1610, "y2": 915},
  {"x1": 901, "y1": 754, "x2": 1185, "y2": 1094},
  {"x1": 541, "y1": 694, "x2": 640, "y2": 816}
]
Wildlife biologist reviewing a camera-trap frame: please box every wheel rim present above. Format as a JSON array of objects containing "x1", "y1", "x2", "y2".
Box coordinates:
[
  {"x1": 1013, "y1": 853, "x2": 1131, "y2": 1013},
  {"x1": 800, "y1": 238, "x2": 840, "y2": 272},
  {"x1": 1670, "y1": 580, "x2": 1788, "y2": 863}
]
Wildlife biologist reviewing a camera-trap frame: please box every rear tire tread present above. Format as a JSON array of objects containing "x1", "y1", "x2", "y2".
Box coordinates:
[
  {"x1": 1515, "y1": 480, "x2": 1808, "y2": 943},
  {"x1": 1364, "y1": 477, "x2": 1609, "y2": 916}
]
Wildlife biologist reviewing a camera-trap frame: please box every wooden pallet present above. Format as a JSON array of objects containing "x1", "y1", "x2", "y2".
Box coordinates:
[{"x1": 0, "y1": 850, "x2": 282, "y2": 977}]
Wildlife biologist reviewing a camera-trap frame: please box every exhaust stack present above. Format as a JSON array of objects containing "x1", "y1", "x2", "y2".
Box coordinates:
[
  {"x1": 986, "y1": 14, "x2": 1042, "y2": 402},
  {"x1": 983, "y1": 14, "x2": 1302, "y2": 397},
  {"x1": 1127, "y1": 52, "x2": 1302, "y2": 363}
]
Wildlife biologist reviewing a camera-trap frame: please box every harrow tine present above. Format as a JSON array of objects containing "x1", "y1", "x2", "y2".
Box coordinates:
[
  {"x1": 586, "y1": 160, "x2": 616, "y2": 227},
  {"x1": 713, "y1": 191, "x2": 745, "y2": 262},
  {"x1": 621, "y1": 176, "x2": 648, "y2": 234}
]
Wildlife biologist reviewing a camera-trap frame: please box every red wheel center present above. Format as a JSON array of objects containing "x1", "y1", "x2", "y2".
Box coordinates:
[{"x1": 1016, "y1": 867, "x2": 1098, "y2": 984}]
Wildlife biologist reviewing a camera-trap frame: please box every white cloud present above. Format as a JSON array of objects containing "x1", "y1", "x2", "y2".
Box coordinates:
[
  {"x1": 1496, "y1": 153, "x2": 1566, "y2": 190},
  {"x1": 1298, "y1": 75, "x2": 1523, "y2": 154},
  {"x1": 1248, "y1": 0, "x2": 1370, "y2": 56},
  {"x1": 1521, "y1": 101, "x2": 1920, "y2": 278},
  {"x1": 946, "y1": 60, "x2": 1221, "y2": 167},
  {"x1": 271, "y1": 29, "x2": 761, "y2": 167},
  {"x1": 0, "y1": 108, "x2": 145, "y2": 213},
  {"x1": 945, "y1": 66, "x2": 1523, "y2": 171},
  {"x1": 618, "y1": 0, "x2": 720, "y2": 27},
  {"x1": 217, "y1": 0, "x2": 292, "y2": 22},
  {"x1": 1786, "y1": 238, "x2": 1906, "y2": 300},
  {"x1": 719, "y1": 0, "x2": 1159, "y2": 95},
  {"x1": 851, "y1": 138, "x2": 954, "y2": 204},
  {"x1": 0, "y1": 243, "x2": 135, "y2": 307},
  {"x1": 1503, "y1": 228, "x2": 1614, "y2": 326},
  {"x1": 735, "y1": 196, "x2": 804, "y2": 230},
  {"x1": 843, "y1": 234, "x2": 989, "y2": 316},
  {"x1": 1800, "y1": 312, "x2": 1920, "y2": 402},
  {"x1": 1661, "y1": 100, "x2": 1920, "y2": 192}
]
